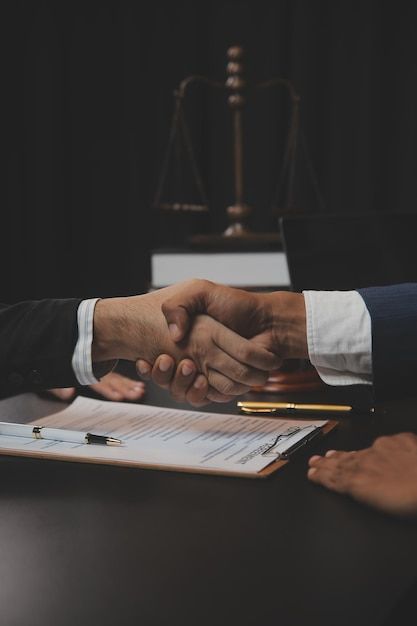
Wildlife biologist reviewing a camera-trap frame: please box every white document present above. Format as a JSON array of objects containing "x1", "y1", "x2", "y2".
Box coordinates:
[
  {"x1": 151, "y1": 251, "x2": 290, "y2": 288},
  {"x1": 0, "y1": 397, "x2": 328, "y2": 477}
]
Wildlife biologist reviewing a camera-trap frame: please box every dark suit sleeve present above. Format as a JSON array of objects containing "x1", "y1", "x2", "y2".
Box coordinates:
[
  {"x1": 0, "y1": 298, "x2": 82, "y2": 396},
  {"x1": 357, "y1": 283, "x2": 417, "y2": 399}
]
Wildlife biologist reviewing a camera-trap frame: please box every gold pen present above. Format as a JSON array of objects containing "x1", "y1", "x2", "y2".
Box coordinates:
[{"x1": 237, "y1": 401, "x2": 375, "y2": 415}]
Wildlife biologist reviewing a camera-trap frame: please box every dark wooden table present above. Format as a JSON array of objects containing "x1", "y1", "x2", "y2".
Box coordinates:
[{"x1": 0, "y1": 380, "x2": 416, "y2": 626}]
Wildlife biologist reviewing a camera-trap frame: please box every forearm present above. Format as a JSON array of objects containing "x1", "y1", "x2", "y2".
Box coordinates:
[
  {"x1": 258, "y1": 290, "x2": 373, "y2": 387},
  {"x1": 263, "y1": 291, "x2": 309, "y2": 358},
  {"x1": 0, "y1": 299, "x2": 81, "y2": 394},
  {"x1": 92, "y1": 297, "x2": 130, "y2": 362},
  {"x1": 92, "y1": 293, "x2": 182, "y2": 364},
  {"x1": 358, "y1": 283, "x2": 417, "y2": 397},
  {"x1": 303, "y1": 290, "x2": 372, "y2": 386}
]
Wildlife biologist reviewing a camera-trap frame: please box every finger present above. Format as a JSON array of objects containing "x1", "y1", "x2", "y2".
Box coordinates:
[
  {"x1": 307, "y1": 453, "x2": 357, "y2": 493},
  {"x1": 89, "y1": 377, "x2": 124, "y2": 401},
  {"x1": 162, "y1": 281, "x2": 211, "y2": 342},
  {"x1": 206, "y1": 368, "x2": 252, "y2": 397},
  {"x1": 169, "y1": 359, "x2": 199, "y2": 402},
  {"x1": 307, "y1": 467, "x2": 353, "y2": 495},
  {"x1": 206, "y1": 388, "x2": 236, "y2": 403},
  {"x1": 105, "y1": 373, "x2": 146, "y2": 401},
  {"x1": 167, "y1": 314, "x2": 190, "y2": 342},
  {"x1": 185, "y1": 374, "x2": 211, "y2": 407},
  {"x1": 308, "y1": 454, "x2": 324, "y2": 466},
  {"x1": 90, "y1": 375, "x2": 145, "y2": 402},
  {"x1": 309, "y1": 450, "x2": 352, "y2": 467},
  {"x1": 202, "y1": 345, "x2": 270, "y2": 388},
  {"x1": 136, "y1": 359, "x2": 152, "y2": 380},
  {"x1": 162, "y1": 305, "x2": 192, "y2": 342},
  {"x1": 214, "y1": 324, "x2": 280, "y2": 373},
  {"x1": 150, "y1": 355, "x2": 176, "y2": 388},
  {"x1": 47, "y1": 387, "x2": 76, "y2": 401},
  {"x1": 120, "y1": 383, "x2": 146, "y2": 401},
  {"x1": 325, "y1": 449, "x2": 338, "y2": 457}
]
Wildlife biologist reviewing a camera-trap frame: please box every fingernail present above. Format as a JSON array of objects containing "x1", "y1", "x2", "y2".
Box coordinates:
[
  {"x1": 158, "y1": 358, "x2": 171, "y2": 372},
  {"x1": 309, "y1": 455, "x2": 321, "y2": 463},
  {"x1": 308, "y1": 468, "x2": 317, "y2": 477},
  {"x1": 325, "y1": 450, "x2": 336, "y2": 457},
  {"x1": 194, "y1": 376, "x2": 206, "y2": 389},
  {"x1": 182, "y1": 363, "x2": 194, "y2": 376},
  {"x1": 137, "y1": 362, "x2": 151, "y2": 375},
  {"x1": 133, "y1": 383, "x2": 144, "y2": 391},
  {"x1": 169, "y1": 323, "x2": 180, "y2": 340}
]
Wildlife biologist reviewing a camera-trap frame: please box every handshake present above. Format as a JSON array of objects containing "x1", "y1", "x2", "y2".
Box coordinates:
[{"x1": 93, "y1": 279, "x2": 308, "y2": 406}]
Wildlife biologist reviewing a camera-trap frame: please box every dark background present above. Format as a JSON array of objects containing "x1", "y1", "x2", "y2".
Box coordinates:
[{"x1": 3, "y1": 0, "x2": 417, "y2": 302}]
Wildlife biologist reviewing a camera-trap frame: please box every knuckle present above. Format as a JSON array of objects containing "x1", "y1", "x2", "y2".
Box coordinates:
[
  {"x1": 373, "y1": 435, "x2": 391, "y2": 449},
  {"x1": 394, "y1": 432, "x2": 417, "y2": 447},
  {"x1": 189, "y1": 398, "x2": 209, "y2": 408},
  {"x1": 161, "y1": 299, "x2": 175, "y2": 316},
  {"x1": 186, "y1": 278, "x2": 212, "y2": 294},
  {"x1": 219, "y1": 378, "x2": 248, "y2": 396},
  {"x1": 171, "y1": 390, "x2": 186, "y2": 403},
  {"x1": 234, "y1": 343, "x2": 252, "y2": 363},
  {"x1": 154, "y1": 370, "x2": 172, "y2": 386},
  {"x1": 231, "y1": 362, "x2": 251, "y2": 382},
  {"x1": 236, "y1": 363, "x2": 267, "y2": 386},
  {"x1": 187, "y1": 388, "x2": 210, "y2": 406},
  {"x1": 217, "y1": 378, "x2": 236, "y2": 396},
  {"x1": 398, "y1": 431, "x2": 415, "y2": 441},
  {"x1": 206, "y1": 390, "x2": 231, "y2": 403}
]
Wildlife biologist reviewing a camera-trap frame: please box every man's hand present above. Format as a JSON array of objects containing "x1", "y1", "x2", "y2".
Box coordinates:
[
  {"x1": 307, "y1": 433, "x2": 417, "y2": 517},
  {"x1": 92, "y1": 283, "x2": 281, "y2": 401},
  {"x1": 159, "y1": 279, "x2": 308, "y2": 359},
  {"x1": 48, "y1": 371, "x2": 146, "y2": 402},
  {"x1": 134, "y1": 279, "x2": 308, "y2": 405},
  {"x1": 137, "y1": 356, "x2": 212, "y2": 407}
]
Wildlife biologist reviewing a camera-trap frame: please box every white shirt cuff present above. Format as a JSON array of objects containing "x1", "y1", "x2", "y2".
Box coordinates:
[
  {"x1": 303, "y1": 290, "x2": 373, "y2": 386},
  {"x1": 72, "y1": 298, "x2": 100, "y2": 386}
]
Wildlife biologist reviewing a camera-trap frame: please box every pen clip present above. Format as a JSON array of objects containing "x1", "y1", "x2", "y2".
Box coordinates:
[
  {"x1": 279, "y1": 426, "x2": 324, "y2": 460},
  {"x1": 240, "y1": 406, "x2": 278, "y2": 414},
  {"x1": 261, "y1": 426, "x2": 323, "y2": 459},
  {"x1": 261, "y1": 426, "x2": 303, "y2": 456}
]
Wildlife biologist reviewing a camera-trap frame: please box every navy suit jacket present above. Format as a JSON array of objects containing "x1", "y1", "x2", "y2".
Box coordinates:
[
  {"x1": 0, "y1": 299, "x2": 82, "y2": 397},
  {"x1": 358, "y1": 283, "x2": 417, "y2": 399}
]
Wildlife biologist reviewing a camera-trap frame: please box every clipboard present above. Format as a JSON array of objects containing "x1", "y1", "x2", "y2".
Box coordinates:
[
  {"x1": 257, "y1": 419, "x2": 338, "y2": 478},
  {"x1": 0, "y1": 398, "x2": 339, "y2": 479}
]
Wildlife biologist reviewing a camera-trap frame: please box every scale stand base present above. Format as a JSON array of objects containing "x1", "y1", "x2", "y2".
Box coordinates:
[{"x1": 188, "y1": 231, "x2": 281, "y2": 250}]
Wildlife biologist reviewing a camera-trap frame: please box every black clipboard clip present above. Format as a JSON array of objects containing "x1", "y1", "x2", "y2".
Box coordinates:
[{"x1": 261, "y1": 425, "x2": 324, "y2": 460}]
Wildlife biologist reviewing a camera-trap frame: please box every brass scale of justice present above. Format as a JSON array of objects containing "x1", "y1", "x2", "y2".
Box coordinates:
[{"x1": 153, "y1": 46, "x2": 324, "y2": 392}]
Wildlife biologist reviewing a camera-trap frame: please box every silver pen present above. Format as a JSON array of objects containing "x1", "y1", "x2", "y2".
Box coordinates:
[{"x1": 0, "y1": 421, "x2": 122, "y2": 446}]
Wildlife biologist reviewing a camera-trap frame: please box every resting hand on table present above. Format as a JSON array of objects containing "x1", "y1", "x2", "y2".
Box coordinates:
[
  {"x1": 47, "y1": 371, "x2": 146, "y2": 402},
  {"x1": 307, "y1": 433, "x2": 417, "y2": 517}
]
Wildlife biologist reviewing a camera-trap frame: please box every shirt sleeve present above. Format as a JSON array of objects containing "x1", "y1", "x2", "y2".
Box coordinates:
[
  {"x1": 303, "y1": 290, "x2": 373, "y2": 386},
  {"x1": 71, "y1": 298, "x2": 100, "y2": 386}
]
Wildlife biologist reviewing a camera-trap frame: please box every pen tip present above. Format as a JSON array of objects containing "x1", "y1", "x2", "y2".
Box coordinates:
[{"x1": 107, "y1": 437, "x2": 122, "y2": 446}]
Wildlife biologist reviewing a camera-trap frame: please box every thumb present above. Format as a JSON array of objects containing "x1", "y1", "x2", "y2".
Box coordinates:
[
  {"x1": 161, "y1": 279, "x2": 213, "y2": 342},
  {"x1": 161, "y1": 304, "x2": 192, "y2": 342}
]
